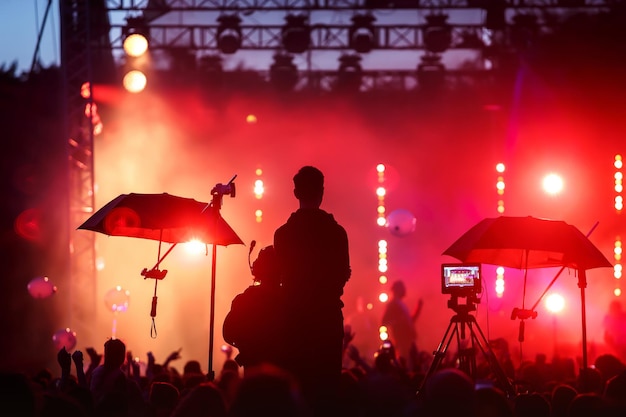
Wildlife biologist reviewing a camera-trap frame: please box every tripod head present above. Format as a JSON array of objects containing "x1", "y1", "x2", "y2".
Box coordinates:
[{"x1": 447, "y1": 294, "x2": 479, "y2": 317}]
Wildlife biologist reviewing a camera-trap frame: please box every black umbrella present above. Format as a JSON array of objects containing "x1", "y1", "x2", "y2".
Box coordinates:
[
  {"x1": 443, "y1": 216, "x2": 612, "y2": 369},
  {"x1": 78, "y1": 192, "x2": 243, "y2": 245},
  {"x1": 78, "y1": 179, "x2": 244, "y2": 380}
]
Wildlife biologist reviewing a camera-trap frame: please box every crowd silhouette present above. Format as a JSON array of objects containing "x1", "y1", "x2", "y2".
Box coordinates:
[
  {"x1": 2, "y1": 334, "x2": 626, "y2": 416},
  {"x1": 3, "y1": 166, "x2": 626, "y2": 416}
]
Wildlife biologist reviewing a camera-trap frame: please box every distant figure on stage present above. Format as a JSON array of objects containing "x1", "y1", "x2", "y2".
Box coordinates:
[
  {"x1": 222, "y1": 245, "x2": 287, "y2": 374},
  {"x1": 603, "y1": 300, "x2": 626, "y2": 360},
  {"x1": 381, "y1": 280, "x2": 423, "y2": 371},
  {"x1": 274, "y1": 165, "x2": 351, "y2": 417}
]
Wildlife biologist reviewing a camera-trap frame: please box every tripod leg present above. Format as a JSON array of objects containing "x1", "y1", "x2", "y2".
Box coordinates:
[
  {"x1": 467, "y1": 318, "x2": 516, "y2": 397},
  {"x1": 417, "y1": 319, "x2": 458, "y2": 395}
]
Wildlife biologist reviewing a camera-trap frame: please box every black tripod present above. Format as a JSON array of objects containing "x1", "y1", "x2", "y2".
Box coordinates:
[{"x1": 418, "y1": 295, "x2": 516, "y2": 397}]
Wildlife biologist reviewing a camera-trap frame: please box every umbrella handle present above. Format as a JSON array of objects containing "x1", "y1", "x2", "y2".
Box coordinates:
[
  {"x1": 149, "y1": 280, "x2": 159, "y2": 339},
  {"x1": 151, "y1": 296, "x2": 158, "y2": 318}
]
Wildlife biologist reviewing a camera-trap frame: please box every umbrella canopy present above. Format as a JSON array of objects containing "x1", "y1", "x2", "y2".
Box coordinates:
[
  {"x1": 443, "y1": 216, "x2": 611, "y2": 271},
  {"x1": 78, "y1": 192, "x2": 244, "y2": 246}
]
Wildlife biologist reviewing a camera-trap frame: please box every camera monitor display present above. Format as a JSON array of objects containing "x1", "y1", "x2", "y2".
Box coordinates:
[{"x1": 441, "y1": 263, "x2": 482, "y2": 296}]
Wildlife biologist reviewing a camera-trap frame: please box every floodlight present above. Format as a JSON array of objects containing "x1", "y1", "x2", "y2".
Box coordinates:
[
  {"x1": 217, "y1": 14, "x2": 242, "y2": 54},
  {"x1": 282, "y1": 14, "x2": 310, "y2": 54}
]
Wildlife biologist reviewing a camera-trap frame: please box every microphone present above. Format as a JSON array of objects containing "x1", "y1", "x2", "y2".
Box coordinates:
[{"x1": 248, "y1": 240, "x2": 257, "y2": 273}]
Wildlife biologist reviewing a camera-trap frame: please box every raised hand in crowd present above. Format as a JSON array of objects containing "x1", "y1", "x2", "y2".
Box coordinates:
[
  {"x1": 84, "y1": 346, "x2": 102, "y2": 382},
  {"x1": 125, "y1": 350, "x2": 141, "y2": 384},
  {"x1": 56, "y1": 347, "x2": 87, "y2": 390},
  {"x1": 56, "y1": 346, "x2": 72, "y2": 389},
  {"x1": 71, "y1": 349, "x2": 87, "y2": 387},
  {"x1": 163, "y1": 348, "x2": 183, "y2": 368},
  {"x1": 146, "y1": 351, "x2": 156, "y2": 381},
  {"x1": 345, "y1": 343, "x2": 372, "y2": 373}
]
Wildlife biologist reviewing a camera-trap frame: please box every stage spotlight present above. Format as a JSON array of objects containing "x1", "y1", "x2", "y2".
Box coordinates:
[
  {"x1": 123, "y1": 16, "x2": 149, "y2": 58},
  {"x1": 122, "y1": 16, "x2": 150, "y2": 92},
  {"x1": 336, "y1": 54, "x2": 363, "y2": 93},
  {"x1": 417, "y1": 53, "x2": 446, "y2": 91},
  {"x1": 217, "y1": 14, "x2": 242, "y2": 54},
  {"x1": 270, "y1": 53, "x2": 299, "y2": 92},
  {"x1": 349, "y1": 13, "x2": 377, "y2": 53},
  {"x1": 423, "y1": 14, "x2": 452, "y2": 54},
  {"x1": 282, "y1": 14, "x2": 311, "y2": 54},
  {"x1": 123, "y1": 70, "x2": 147, "y2": 93}
]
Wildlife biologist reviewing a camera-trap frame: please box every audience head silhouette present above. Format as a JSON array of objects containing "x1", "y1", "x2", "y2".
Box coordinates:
[
  {"x1": 103, "y1": 338, "x2": 126, "y2": 369},
  {"x1": 420, "y1": 368, "x2": 476, "y2": 417}
]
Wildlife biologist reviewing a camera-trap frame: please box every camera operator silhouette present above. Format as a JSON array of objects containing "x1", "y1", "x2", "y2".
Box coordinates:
[
  {"x1": 222, "y1": 245, "x2": 288, "y2": 375},
  {"x1": 273, "y1": 165, "x2": 352, "y2": 417}
]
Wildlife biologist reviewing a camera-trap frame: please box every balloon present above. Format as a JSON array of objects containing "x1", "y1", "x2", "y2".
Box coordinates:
[
  {"x1": 52, "y1": 328, "x2": 77, "y2": 351},
  {"x1": 104, "y1": 286, "x2": 130, "y2": 313},
  {"x1": 386, "y1": 209, "x2": 416, "y2": 237},
  {"x1": 27, "y1": 276, "x2": 57, "y2": 299}
]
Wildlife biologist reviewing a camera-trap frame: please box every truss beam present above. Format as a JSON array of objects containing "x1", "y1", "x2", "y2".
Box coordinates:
[{"x1": 104, "y1": 0, "x2": 613, "y2": 12}]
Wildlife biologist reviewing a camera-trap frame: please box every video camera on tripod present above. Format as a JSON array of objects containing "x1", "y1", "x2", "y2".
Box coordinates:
[
  {"x1": 417, "y1": 262, "x2": 516, "y2": 398},
  {"x1": 441, "y1": 263, "x2": 482, "y2": 312}
]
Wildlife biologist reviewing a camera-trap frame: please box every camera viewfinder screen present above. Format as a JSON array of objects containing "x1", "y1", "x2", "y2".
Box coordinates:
[{"x1": 441, "y1": 263, "x2": 481, "y2": 294}]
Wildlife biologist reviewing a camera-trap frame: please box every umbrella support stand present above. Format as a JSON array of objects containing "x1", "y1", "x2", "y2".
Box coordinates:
[
  {"x1": 205, "y1": 176, "x2": 238, "y2": 382},
  {"x1": 523, "y1": 267, "x2": 590, "y2": 370},
  {"x1": 76, "y1": 188, "x2": 244, "y2": 381},
  {"x1": 578, "y1": 269, "x2": 589, "y2": 370},
  {"x1": 512, "y1": 222, "x2": 599, "y2": 368},
  {"x1": 417, "y1": 296, "x2": 516, "y2": 398},
  {"x1": 207, "y1": 243, "x2": 218, "y2": 381}
]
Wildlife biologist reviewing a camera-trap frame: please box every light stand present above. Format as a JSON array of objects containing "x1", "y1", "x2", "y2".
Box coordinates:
[
  {"x1": 417, "y1": 294, "x2": 516, "y2": 398},
  {"x1": 204, "y1": 175, "x2": 237, "y2": 381}
]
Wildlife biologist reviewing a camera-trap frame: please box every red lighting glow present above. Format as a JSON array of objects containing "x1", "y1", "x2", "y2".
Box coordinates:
[
  {"x1": 15, "y1": 208, "x2": 43, "y2": 242},
  {"x1": 545, "y1": 293, "x2": 565, "y2": 313},
  {"x1": 542, "y1": 173, "x2": 564, "y2": 195},
  {"x1": 183, "y1": 239, "x2": 206, "y2": 255}
]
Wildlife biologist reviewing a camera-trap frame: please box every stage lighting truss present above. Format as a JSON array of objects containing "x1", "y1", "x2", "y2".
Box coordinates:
[
  {"x1": 349, "y1": 13, "x2": 377, "y2": 53},
  {"x1": 112, "y1": 22, "x2": 485, "y2": 53},
  {"x1": 269, "y1": 52, "x2": 299, "y2": 92},
  {"x1": 217, "y1": 14, "x2": 243, "y2": 54},
  {"x1": 282, "y1": 14, "x2": 311, "y2": 54},
  {"x1": 423, "y1": 14, "x2": 452, "y2": 54}
]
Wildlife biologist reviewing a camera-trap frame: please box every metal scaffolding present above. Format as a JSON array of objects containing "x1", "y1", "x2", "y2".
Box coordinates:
[{"x1": 61, "y1": 0, "x2": 614, "y2": 344}]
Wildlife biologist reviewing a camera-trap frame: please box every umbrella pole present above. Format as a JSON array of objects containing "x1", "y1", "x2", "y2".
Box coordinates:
[
  {"x1": 578, "y1": 269, "x2": 588, "y2": 370},
  {"x1": 207, "y1": 243, "x2": 217, "y2": 381},
  {"x1": 205, "y1": 176, "x2": 238, "y2": 381}
]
